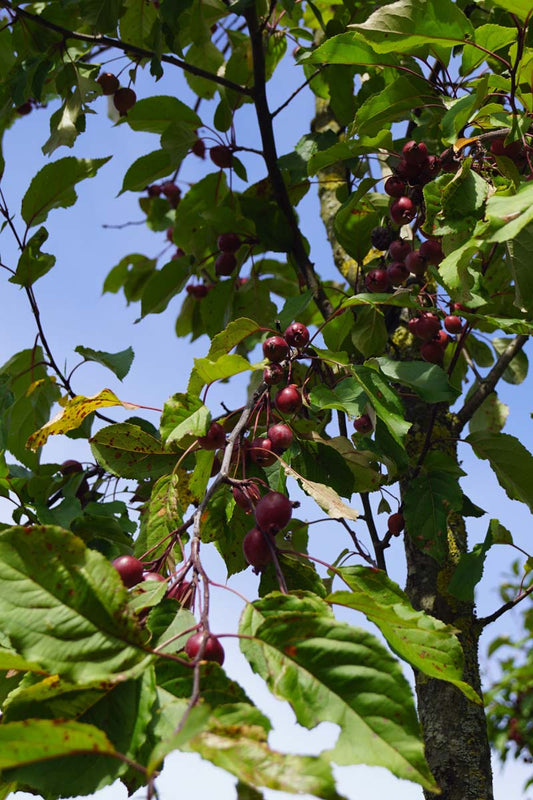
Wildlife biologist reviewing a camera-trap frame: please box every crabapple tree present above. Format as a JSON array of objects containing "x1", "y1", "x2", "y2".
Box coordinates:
[{"x1": 0, "y1": 1, "x2": 532, "y2": 799}]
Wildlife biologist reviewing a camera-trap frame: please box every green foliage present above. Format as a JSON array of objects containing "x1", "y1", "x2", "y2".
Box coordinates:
[{"x1": 0, "y1": 0, "x2": 532, "y2": 796}]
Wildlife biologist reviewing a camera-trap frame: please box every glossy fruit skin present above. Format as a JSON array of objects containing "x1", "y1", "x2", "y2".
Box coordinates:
[
  {"x1": 198, "y1": 421, "x2": 226, "y2": 450},
  {"x1": 444, "y1": 315, "x2": 464, "y2": 334},
  {"x1": 255, "y1": 491, "x2": 293, "y2": 535},
  {"x1": 386, "y1": 261, "x2": 410, "y2": 284},
  {"x1": 388, "y1": 238, "x2": 411, "y2": 262},
  {"x1": 191, "y1": 138, "x2": 206, "y2": 159},
  {"x1": 275, "y1": 384, "x2": 302, "y2": 414},
  {"x1": 284, "y1": 322, "x2": 310, "y2": 349},
  {"x1": 60, "y1": 459, "x2": 83, "y2": 475},
  {"x1": 167, "y1": 579, "x2": 193, "y2": 607},
  {"x1": 365, "y1": 268, "x2": 389, "y2": 293},
  {"x1": 113, "y1": 87, "x2": 137, "y2": 114},
  {"x1": 217, "y1": 232, "x2": 241, "y2": 253},
  {"x1": 263, "y1": 363, "x2": 285, "y2": 385},
  {"x1": 249, "y1": 437, "x2": 277, "y2": 467},
  {"x1": 402, "y1": 139, "x2": 429, "y2": 165},
  {"x1": 243, "y1": 527, "x2": 273, "y2": 568},
  {"x1": 185, "y1": 632, "x2": 225, "y2": 665},
  {"x1": 384, "y1": 175, "x2": 406, "y2": 198},
  {"x1": 113, "y1": 555, "x2": 145, "y2": 588},
  {"x1": 405, "y1": 250, "x2": 428, "y2": 277},
  {"x1": 420, "y1": 340, "x2": 444, "y2": 364},
  {"x1": 390, "y1": 196, "x2": 416, "y2": 225},
  {"x1": 263, "y1": 336, "x2": 289, "y2": 363},
  {"x1": 409, "y1": 313, "x2": 441, "y2": 341},
  {"x1": 143, "y1": 571, "x2": 166, "y2": 582},
  {"x1": 419, "y1": 239, "x2": 444, "y2": 265},
  {"x1": 210, "y1": 145, "x2": 233, "y2": 168},
  {"x1": 267, "y1": 423, "x2": 293, "y2": 453},
  {"x1": 186, "y1": 284, "x2": 209, "y2": 299},
  {"x1": 434, "y1": 329, "x2": 451, "y2": 348},
  {"x1": 387, "y1": 512, "x2": 405, "y2": 536},
  {"x1": 215, "y1": 251, "x2": 237, "y2": 276},
  {"x1": 97, "y1": 73, "x2": 120, "y2": 95},
  {"x1": 353, "y1": 414, "x2": 373, "y2": 434},
  {"x1": 233, "y1": 483, "x2": 261, "y2": 513}
]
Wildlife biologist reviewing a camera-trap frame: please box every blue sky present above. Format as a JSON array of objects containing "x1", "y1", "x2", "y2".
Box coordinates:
[{"x1": 2, "y1": 43, "x2": 533, "y2": 800}]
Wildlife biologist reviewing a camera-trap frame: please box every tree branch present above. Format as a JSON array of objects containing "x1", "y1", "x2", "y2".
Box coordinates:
[
  {"x1": 1, "y1": 0, "x2": 253, "y2": 97},
  {"x1": 244, "y1": 6, "x2": 334, "y2": 321},
  {"x1": 454, "y1": 334, "x2": 529, "y2": 431},
  {"x1": 477, "y1": 582, "x2": 533, "y2": 629}
]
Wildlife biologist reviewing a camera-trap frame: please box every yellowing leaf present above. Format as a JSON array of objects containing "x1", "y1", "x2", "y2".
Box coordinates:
[
  {"x1": 281, "y1": 461, "x2": 359, "y2": 521},
  {"x1": 26, "y1": 389, "x2": 140, "y2": 450}
]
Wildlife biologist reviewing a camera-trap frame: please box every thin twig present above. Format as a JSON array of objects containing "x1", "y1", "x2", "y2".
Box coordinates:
[{"x1": 477, "y1": 582, "x2": 533, "y2": 629}]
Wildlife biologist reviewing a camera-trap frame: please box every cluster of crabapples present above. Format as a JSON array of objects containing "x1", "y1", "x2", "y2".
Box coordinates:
[{"x1": 97, "y1": 72, "x2": 137, "y2": 116}]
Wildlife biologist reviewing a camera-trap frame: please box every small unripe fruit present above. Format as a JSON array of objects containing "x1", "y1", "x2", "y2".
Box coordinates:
[
  {"x1": 215, "y1": 251, "x2": 237, "y2": 276},
  {"x1": 113, "y1": 555, "x2": 144, "y2": 588},
  {"x1": 275, "y1": 384, "x2": 302, "y2": 414},
  {"x1": 217, "y1": 232, "x2": 241, "y2": 253},
  {"x1": 198, "y1": 421, "x2": 226, "y2": 450},
  {"x1": 97, "y1": 72, "x2": 119, "y2": 95},
  {"x1": 284, "y1": 322, "x2": 310, "y2": 349},
  {"x1": 267, "y1": 423, "x2": 293, "y2": 453},
  {"x1": 255, "y1": 491, "x2": 293, "y2": 535},
  {"x1": 384, "y1": 175, "x2": 406, "y2": 198},
  {"x1": 390, "y1": 196, "x2": 416, "y2": 225},
  {"x1": 210, "y1": 145, "x2": 233, "y2": 169},
  {"x1": 249, "y1": 437, "x2": 277, "y2": 467},
  {"x1": 444, "y1": 315, "x2": 464, "y2": 334},
  {"x1": 113, "y1": 87, "x2": 137, "y2": 114},
  {"x1": 365, "y1": 268, "x2": 389, "y2": 293},
  {"x1": 263, "y1": 336, "x2": 289, "y2": 363},
  {"x1": 185, "y1": 632, "x2": 225, "y2": 665},
  {"x1": 243, "y1": 527, "x2": 273, "y2": 568},
  {"x1": 387, "y1": 512, "x2": 405, "y2": 536},
  {"x1": 353, "y1": 414, "x2": 373, "y2": 435},
  {"x1": 263, "y1": 363, "x2": 285, "y2": 385}
]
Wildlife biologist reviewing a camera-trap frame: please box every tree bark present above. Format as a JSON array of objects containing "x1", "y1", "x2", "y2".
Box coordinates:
[{"x1": 313, "y1": 97, "x2": 495, "y2": 799}]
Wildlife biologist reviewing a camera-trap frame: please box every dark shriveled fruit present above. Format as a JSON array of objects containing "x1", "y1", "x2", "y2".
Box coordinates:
[
  {"x1": 113, "y1": 555, "x2": 144, "y2": 588},
  {"x1": 185, "y1": 632, "x2": 225, "y2": 665},
  {"x1": 255, "y1": 491, "x2": 293, "y2": 535},
  {"x1": 263, "y1": 363, "x2": 285, "y2": 385}
]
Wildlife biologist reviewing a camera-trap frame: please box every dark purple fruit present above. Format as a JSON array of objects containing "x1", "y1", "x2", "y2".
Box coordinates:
[
  {"x1": 255, "y1": 491, "x2": 293, "y2": 535},
  {"x1": 390, "y1": 196, "x2": 416, "y2": 225},
  {"x1": 249, "y1": 437, "x2": 277, "y2": 467},
  {"x1": 263, "y1": 363, "x2": 285, "y2": 385},
  {"x1": 217, "y1": 232, "x2": 241, "y2": 253},
  {"x1": 371, "y1": 225, "x2": 396, "y2": 251},
  {"x1": 387, "y1": 512, "x2": 405, "y2": 536},
  {"x1": 267, "y1": 423, "x2": 293, "y2": 453},
  {"x1": 243, "y1": 527, "x2": 273, "y2": 568},
  {"x1": 353, "y1": 414, "x2": 373, "y2": 435},
  {"x1": 113, "y1": 555, "x2": 144, "y2": 588},
  {"x1": 275, "y1": 384, "x2": 302, "y2": 414},
  {"x1": 284, "y1": 322, "x2": 310, "y2": 349},
  {"x1": 215, "y1": 251, "x2": 237, "y2": 276},
  {"x1": 198, "y1": 422, "x2": 226, "y2": 450},
  {"x1": 365, "y1": 268, "x2": 389, "y2": 293},
  {"x1": 113, "y1": 87, "x2": 136, "y2": 114},
  {"x1": 185, "y1": 631, "x2": 225, "y2": 665},
  {"x1": 97, "y1": 73, "x2": 119, "y2": 95},
  {"x1": 210, "y1": 145, "x2": 233, "y2": 169},
  {"x1": 263, "y1": 336, "x2": 289, "y2": 363}
]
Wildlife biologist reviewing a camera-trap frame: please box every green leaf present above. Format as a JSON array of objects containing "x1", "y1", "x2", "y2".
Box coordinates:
[
  {"x1": 135, "y1": 473, "x2": 191, "y2": 560},
  {"x1": 373, "y1": 356, "x2": 459, "y2": 404},
  {"x1": 240, "y1": 593, "x2": 437, "y2": 791},
  {"x1": 469, "y1": 391, "x2": 509, "y2": 435},
  {"x1": 506, "y1": 226, "x2": 533, "y2": 314},
  {"x1": 403, "y1": 454, "x2": 463, "y2": 563},
  {"x1": 350, "y1": 306, "x2": 388, "y2": 358},
  {"x1": 281, "y1": 460, "x2": 359, "y2": 521},
  {"x1": 460, "y1": 25, "x2": 517, "y2": 76},
  {"x1": 90, "y1": 423, "x2": 180, "y2": 479},
  {"x1": 206, "y1": 317, "x2": 261, "y2": 360},
  {"x1": 119, "y1": 0, "x2": 159, "y2": 47},
  {"x1": 330, "y1": 566, "x2": 481, "y2": 703},
  {"x1": 448, "y1": 528, "x2": 494, "y2": 603},
  {"x1": 21, "y1": 157, "x2": 111, "y2": 227},
  {"x1": 333, "y1": 189, "x2": 385, "y2": 262},
  {"x1": 486, "y1": 182, "x2": 533, "y2": 242},
  {"x1": 0, "y1": 719, "x2": 116, "y2": 768},
  {"x1": 125, "y1": 95, "x2": 201, "y2": 132},
  {"x1": 309, "y1": 378, "x2": 367, "y2": 417},
  {"x1": 160, "y1": 394, "x2": 210, "y2": 447},
  {"x1": 490, "y1": 0, "x2": 533, "y2": 22},
  {"x1": 308, "y1": 33, "x2": 398, "y2": 66},
  {"x1": 192, "y1": 354, "x2": 255, "y2": 389},
  {"x1": 120, "y1": 149, "x2": 177, "y2": 193},
  {"x1": 467, "y1": 431, "x2": 533, "y2": 512},
  {"x1": 492, "y1": 337, "x2": 528, "y2": 384},
  {"x1": 10, "y1": 226, "x2": 56, "y2": 287},
  {"x1": 352, "y1": 365, "x2": 411, "y2": 446},
  {"x1": 0, "y1": 526, "x2": 150, "y2": 681},
  {"x1": 356, "y1": 75, "x2": 438, "y2": 137},
  {"x1": 74, "y1": 345, "x2": 134, "y2": 381},
  {"x1": 349, "y1": 0, "x2": 473, "y2": 53}
]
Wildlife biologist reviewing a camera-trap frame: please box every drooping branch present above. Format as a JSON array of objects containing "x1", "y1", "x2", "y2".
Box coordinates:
[
  {"x1": 244, "y1": 6, "x2": 334, "y2": 321},
  {"x1": 454, "y1": 334, "x2": 529, "y2": 431},
  {"x1": 0, "y1": 0, "x2": 253, "y2": 97},
  {"x1": 477, "y1": 582, "x2": 533, "y2": 629}
]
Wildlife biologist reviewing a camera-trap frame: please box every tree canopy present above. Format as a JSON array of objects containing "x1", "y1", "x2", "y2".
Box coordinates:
[{"x1": 0, "y1": 0, "x2": 532, "y2": 799}]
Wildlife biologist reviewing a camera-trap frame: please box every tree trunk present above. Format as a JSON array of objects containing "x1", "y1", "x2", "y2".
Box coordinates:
[{"x1": 313, "y1": 98, "x2": 495, "y2": 799}]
